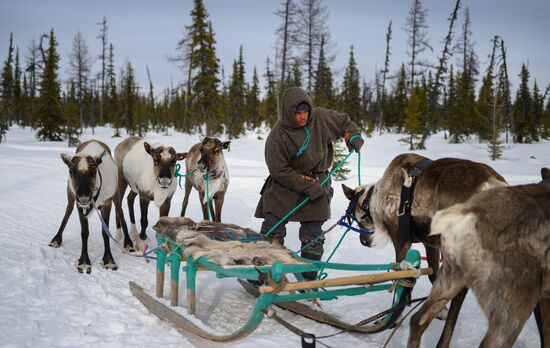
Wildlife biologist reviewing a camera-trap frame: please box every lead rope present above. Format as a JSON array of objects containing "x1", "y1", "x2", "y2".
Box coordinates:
[{"x1": 204, "y1": 173, "x2": 212, "y2": 221}]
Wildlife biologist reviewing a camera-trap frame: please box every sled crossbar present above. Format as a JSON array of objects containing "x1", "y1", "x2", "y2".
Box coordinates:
[{"x1": 132, "y1": 233, "x2": 431, "y2": 342}]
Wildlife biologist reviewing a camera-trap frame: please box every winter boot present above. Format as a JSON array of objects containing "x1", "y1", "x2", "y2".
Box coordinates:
[{"x1": 300, "y1": 240, "x2": 324, "y2": 281}]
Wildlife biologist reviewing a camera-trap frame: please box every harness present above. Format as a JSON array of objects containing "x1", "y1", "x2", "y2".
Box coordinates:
[
  {"x1": 397, "y1": 158, "x2": 433, "y2": 254},
  {"x1": 92, "y1": 169, "x2": 103, "y2": 203},
  {"x1": 337, "y1": 185, "x2": 375, "y2": 235}
]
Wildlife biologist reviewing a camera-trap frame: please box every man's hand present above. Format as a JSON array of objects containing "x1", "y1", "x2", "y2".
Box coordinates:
[{"x1": 347, "y1": 136, "x2": 364, "y2": 153}]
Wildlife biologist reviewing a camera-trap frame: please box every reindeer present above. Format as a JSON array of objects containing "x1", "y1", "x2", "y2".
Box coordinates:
[
  {"x1": 180, "y1": 137, "x2": 230, "y2": 222},
  {"x1": 342, "y1": 153, "x2": 507, "y2": 286},
  {"x1": 49, "y1": 140, "x2": 134, "y2": 273},
  {"x1": 114, "y1": 136, "x2": 186, "y2": 251},
  {"x1": 408, "y1": 168, "x2": 550, "y2": 348}
]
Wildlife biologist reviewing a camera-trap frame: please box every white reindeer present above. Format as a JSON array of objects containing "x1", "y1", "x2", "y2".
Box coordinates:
[{"x1": 114, "y1": 136, "x2": 186, "y2": 251}]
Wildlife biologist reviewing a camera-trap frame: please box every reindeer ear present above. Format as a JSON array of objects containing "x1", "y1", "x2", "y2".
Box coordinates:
[
  {"x1": 342, "y1": 184, "x2": 356, "y2": 201},
  {"x1": 222, "y1": 141, "x2": 231, "y2": 151},
  {"x1": 177, "y1": 152, "x2": 188, "y2": 161},
  {"x1": 143, "y1": 142, "x2": 152, "y2": 155},
  {"x1": 61, "y1": 153, "x2": 72, "y2": 167},
  {"x1": 541, "y1": 167, "x2": 550, "y2": 180},
  {"x1": 94, "y1": 151, "x2": 106, "y2": 166}
]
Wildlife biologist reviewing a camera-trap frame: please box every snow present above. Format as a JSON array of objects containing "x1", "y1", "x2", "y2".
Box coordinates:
[{"x1": 1, "y1": 125, "x2": 547, "y2": 347}]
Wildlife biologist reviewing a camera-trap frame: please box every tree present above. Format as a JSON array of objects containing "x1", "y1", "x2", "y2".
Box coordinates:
[
  {"x1": 97, "y1": 16, "x2": 108, "y2": 125},
  {"x1": 386, "y1": 63, "x2": 408, "y2": 132},
  {"x1": 377, "y1": 20, "x2": 392, "y2": 132},
  {"x1": 313, "y1": 34, "x2": 334, "y2": 109},
  {"x1": 13, "y1": 48, "x2": 23, "y2": 124},
  {"x1": 262, "y1": 56, "x2": 278, "y2": 127},
  {"x1": 25, "y1": 38, "x2": 40, "y2": 124},
  {"x1": 340, "y1": 46, "x2": 363, "y2": 128},
  {"x1": 187, "y1": 1, "x2": 220, "y2": 135},
  {"x1": 512, "y1": 63, "x2": 534, "y2": 143},
  {"x1": 295, "y1": 0, "x2": 330, "y2": 93},
  {"x1": 404, "y1": 0, "x2": 432, "y2": 90},
  {"x1": 402, "y1": 83, "x2": 427, "y2": 149},
  {"x1": 105, "y1": 44, "x2": 121, "y2": 136},
  {"x1": 68, "y1": 31, "x2": 92, "y2": 132},
  {"x1": 454, "y1": 7, "x2": 478, "y2": 80},
  {"x1": 275, "y1": 0, "x2": 298, "y2": 92},
  {"x1": 64, "y1": 80, "x2": 81, "y2": 147},
  {"x1": 122, "y1": 60, "x2": 137, "y2": 135},
  {"x1": 1, "y1": 33, "x2": 15, "y2": 125},
  {"x1": 227, "y1": 46, "x2": 246, "y2": 138},
  {"x1": 36, "y1": 29, "x2": 63, "y2": 141},
  {"x1": 245, "y1": 66, "x2": 261, "y2": 130}
]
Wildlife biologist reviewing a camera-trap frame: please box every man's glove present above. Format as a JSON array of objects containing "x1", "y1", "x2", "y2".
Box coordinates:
[
  {"x1": 347, "y1": 136, "x2": 364, "y2": 153},
  {"x1": 303, "y1": 184, "x2": 323, "y2": 201}
]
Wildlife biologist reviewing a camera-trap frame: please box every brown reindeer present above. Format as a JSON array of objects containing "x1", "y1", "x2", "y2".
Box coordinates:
[
  {"x1": 180, "y1": 137, "x2": 230, "y2": 222},
  {"x1": 114, "y1": 136, "x2": 186, "y2": 251},
  {"x1": 408, "y1": 168, "x2": 550, "y2": 348},
  {"x1": 49, "y1": 140, "x2": 134, "y2": 273},
  {"x1": 342, "y1": 153, "x2": 507, "y2": 286}
]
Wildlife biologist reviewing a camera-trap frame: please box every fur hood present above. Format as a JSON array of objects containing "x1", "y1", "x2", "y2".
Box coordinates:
[{"x1": 280, "y1": 87, "x2": 314, "y2": 129}]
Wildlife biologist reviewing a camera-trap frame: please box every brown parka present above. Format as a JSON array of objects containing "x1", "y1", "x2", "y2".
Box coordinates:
[{"x1": 254, "y1": 87, "x2": 362, "y2": 222}]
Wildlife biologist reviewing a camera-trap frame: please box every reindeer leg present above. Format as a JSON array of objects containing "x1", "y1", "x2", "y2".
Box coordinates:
[
  {"x1": 198, "y1": 190, "x2": 208, "y2": 221},
  {"x1": 425, "y1": 246, "x2": 440, "y2": 284},
  {"x1": 408, "y1": 262, "x2": 466, "y2": 348},
  {"x1": 180, "y1": 178, "x2": 192, "y2": 217},
  {"x1": 114, "y1": 186, "x2": 134, "y2": 252},
  {"x1": 50, "y1": 185, "x2": 75, "y2": 247},
  {"x1": 213, "y1": 191, "x2": 225, "y2": 222},
  {"x1": 100, "y1": 200, "x2": 117, "y2": 270},
  {"x1": 436, "y1": 287, "x2": 468, "y2": 348},
  {"x1": 127, "y1": 190, "x2": 139, "y2": 241},
  {"x1": 76, "y1": 211, "x2": 92, "y2": 274},
  {"x1": 534, "y1": 298, "x2": 550, "y2": 348},
  {"x1": 159, "y1": 199, "x2": 170, "y2": 217},
  {"x1": 136, "y1": 197, "x2": 150, "y2": 252}
]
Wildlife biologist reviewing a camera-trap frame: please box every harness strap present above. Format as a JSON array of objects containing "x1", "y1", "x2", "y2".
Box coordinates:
[
  {"x1": 397, "y1": 158, "x2": 433, "y2": 255},
  {"x1": 92, "y1": 169, "x2": 103, "y2": 203}
]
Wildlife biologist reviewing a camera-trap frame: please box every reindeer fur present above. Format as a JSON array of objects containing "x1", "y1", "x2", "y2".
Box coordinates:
[
  {"x1": 408, "y1": 170, "x2": 550, "y2": 348},
  {"x1": 153, "y1": 217, "x2": 303, "y2": 266}
]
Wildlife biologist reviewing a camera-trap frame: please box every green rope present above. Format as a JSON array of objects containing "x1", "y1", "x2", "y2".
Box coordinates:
[
  {"x1": 174, "y1": 163, "x2": 197, "y2": 189},
  {"x1": 348, "y1": 134, "x2": 362, "y2": 186},
  {"x1": 295, "y1": 126, "x2": 310, "y2": 157},
  {"x1": 264, "y1": 149, "x2": 356, "y2": 237},
  {"x1": 204, "y1": 173, "x2": 212, "y2": 221}
]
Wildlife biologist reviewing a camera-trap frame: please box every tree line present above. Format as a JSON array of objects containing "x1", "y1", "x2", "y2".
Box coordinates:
[{"x1": 1, "y1": 0, "x2": 549, "y2": 160}]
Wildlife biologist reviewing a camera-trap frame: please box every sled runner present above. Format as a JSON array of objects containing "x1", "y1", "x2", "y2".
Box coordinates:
[{"x1": 130, "y1": 217, "x2": 432, "y2": 343}]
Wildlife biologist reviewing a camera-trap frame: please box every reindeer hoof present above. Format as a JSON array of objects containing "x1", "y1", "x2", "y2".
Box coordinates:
[
  {"x1": 124, "y1": 243, "x2": 136, "y2": 253},
  {"x1": 49, "y1": 240, "x2": 62, "y2": 248},
  {"x1": 135, "y1": 237, "x2": 150, "y2": 253},
  {"x1": 436, "y1": 306, "x2": 449, "y2": 321},
  {"x1": 130, "y1": 224, "x2": 139, "y2": 241},
  {"x1": 76, "y1": 263, "x2": 92, "y2": 274},
  {"x1": 102, "y1": 261, "x2": 118, "y2": 271}
]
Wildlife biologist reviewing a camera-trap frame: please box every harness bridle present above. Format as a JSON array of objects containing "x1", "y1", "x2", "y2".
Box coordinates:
[{"x1": 337, "y1": 185, "x2": 375, "y2": 235}]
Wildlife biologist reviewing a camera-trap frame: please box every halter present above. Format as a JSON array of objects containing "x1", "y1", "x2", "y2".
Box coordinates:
[{"x1": 337, "y1": 186, "x2": 375, "y2": 235}]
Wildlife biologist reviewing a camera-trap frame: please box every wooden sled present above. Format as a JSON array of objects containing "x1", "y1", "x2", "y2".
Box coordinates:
[{"x1": 130, "y1": 218, "x2": 432, "y2": 342}]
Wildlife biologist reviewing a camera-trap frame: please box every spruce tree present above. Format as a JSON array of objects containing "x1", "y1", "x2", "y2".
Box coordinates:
[
  {"x1": 105, "y1": 44, "x2": 121, "y2": 137},
  {"x1": 246, "y1": 67, "x2": 261, "y2": 130},
  {"x1": 530, "y1": 80, "x2": 543, "y2": 141},
  {"x1": 1, "y1": 33, "x2": 15, "y2": 126},
  {"x1": 13, "y1": 48, "x2": 22, "y2": 124},
  {"x1": 187, "y1": 1, "x2": 220, "y2": 135},
  {"x1": 36, "y1": 30, "x2": 63, "y2": 141},
  {"x1": 64, "y1": 80, "x2": 80, "y2": 146},
  {"x1": 122, "y1": 61, "x2": 137, "y2": 135},
  {"x1": 313, "y1": 34, "x2": 334, "y2": 109},
  {"x1": 340, "y1": 46, "x2": 363, "y2": 128},
  {"x1": 227, "y1": 46, "x2": 246, "y2": 138},
  {"x1": 386, "y1": 63, "x2": 407, "y2": 132},
  {"x1": 262, "y1": 56, "x2": 278, "y2": 128},
  {"x1": 402, "y1": 83, "x2": 427, "y2": 150},
  {"x1": 404, "y1": 0, "x2": 432, "y2": 89},
  {"x1": 512, "y1": 63, "x2": 533, "y2": 143}
]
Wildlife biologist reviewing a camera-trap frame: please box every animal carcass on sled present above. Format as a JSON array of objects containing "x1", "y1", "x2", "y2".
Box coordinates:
[{"x1": 129, "y1": 216, "x2": 432, "y2": 343}]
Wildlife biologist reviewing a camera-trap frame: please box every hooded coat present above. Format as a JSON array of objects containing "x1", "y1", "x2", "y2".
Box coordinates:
[{"x1": 255, "y1": 87, "x2": 362, "y2": 222}]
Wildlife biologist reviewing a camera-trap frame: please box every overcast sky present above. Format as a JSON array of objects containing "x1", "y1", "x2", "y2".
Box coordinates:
[{"x1": 1, "y1": 0, "x2": 549, "y2": 98}]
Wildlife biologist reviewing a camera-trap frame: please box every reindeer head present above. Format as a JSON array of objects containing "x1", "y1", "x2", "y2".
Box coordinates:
[
  {"x1": 342, "y1": 183, "x2": 376, "y2": 247},
  {"x1": 196, "y1": 137, "x2": 231, "y2": 176},
  {"x1": 144, "y1": 143, "x2": 186, "y2": 189},
  {"x1": 61, "y1": 151, "x2": 105, "y2": 216}
]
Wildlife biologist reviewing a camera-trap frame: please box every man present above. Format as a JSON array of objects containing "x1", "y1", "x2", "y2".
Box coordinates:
[{"x1": 255, "y1": 87, "x2": 363, "y2": 280}]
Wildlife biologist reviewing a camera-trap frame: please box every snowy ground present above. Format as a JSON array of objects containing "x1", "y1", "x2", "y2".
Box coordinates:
[{"x1": 0, "y1": 125, "x2": 547, "y2": 348}]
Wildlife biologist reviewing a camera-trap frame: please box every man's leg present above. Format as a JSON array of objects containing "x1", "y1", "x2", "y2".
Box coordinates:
[
  {"x1": 261, "y1": 213, "x2": 287, "y2": 246},
  {"x1": 299, "y1": 220, "x2": 325, "y2": 281}
]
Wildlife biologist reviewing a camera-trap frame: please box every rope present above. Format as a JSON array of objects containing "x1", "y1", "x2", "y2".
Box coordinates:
[
  {"x1": 381, "y1": 297, "x2": 427, "y2": 348},
  {"x1": 295, "y1": 126, "x2": 311, "y2": 157},
  {"x1": 204, "y1": 173, "x2": 212, "y2": 221},
  {"x1": 174, "y1": 163, "x2": 197, "y2": 189},
  {"x1": 92, "y1": 202, "x2": 156, "y2": 262}
]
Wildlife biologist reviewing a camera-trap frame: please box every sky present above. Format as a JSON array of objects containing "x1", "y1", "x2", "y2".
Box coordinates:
[{"x1": 1, "y1": 0, "x2": 549, "y2": 99}]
